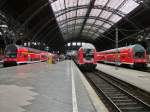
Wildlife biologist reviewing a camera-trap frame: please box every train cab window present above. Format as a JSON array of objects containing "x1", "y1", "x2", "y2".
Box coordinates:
[
  {"x1": 24, "y1": 54, "x2": 26, "y2": 58},
  {"x1": 134, "y1": 52, "x2": 145, "y2": 58},
  {"x1": 133, "y1": 45, "x2": 145, "y2": 59},
  {"x1": 83, "y1": 49, "x2": 94, "y2": 59},
  {"x1": 5, "y1": 52, "x2": 17, "y2": 58}
]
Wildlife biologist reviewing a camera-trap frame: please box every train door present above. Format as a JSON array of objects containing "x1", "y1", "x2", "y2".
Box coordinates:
[
  {"x1": 120, "y1": 49, "x2": 128, "y2": 64},
  {"x1": 79, "y1": 48, "x2": 84, "y2": 64},
  {"x1": 127, "y1": 48, "x2": 134, "y2": 64},
  {"x1": 17, "y1": 49, "x2": 28, "y2": 64}
]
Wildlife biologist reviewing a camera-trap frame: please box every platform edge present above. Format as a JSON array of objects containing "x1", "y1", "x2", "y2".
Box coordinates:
[{"x1": 72, "y1": 61, "x2": 109, "y2": 112}]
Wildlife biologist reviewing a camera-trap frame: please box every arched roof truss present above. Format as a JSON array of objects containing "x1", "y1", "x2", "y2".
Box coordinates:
[{"x1": 50, "y1": 0, "x2": 140, "y2": 40}]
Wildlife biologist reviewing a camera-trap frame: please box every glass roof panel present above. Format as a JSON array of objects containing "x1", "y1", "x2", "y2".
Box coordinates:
[
  {"x1": 75, "y1": 26, "x2": 81, "y2": 29},
  {"x1": 109, "y1": 15, "x2": 122, "y2": 23},
  {"x1": 90, "y1": 27, "x2": 98, "y2": 31},
  {"x1": 84, "y1": 25, "x2": 91, "y2": 29},
  {"x1": 107, "y1": 0, "x2": 125, "y2": 9},
  {"x1": 95, "y1": 20, "x2": 103, "y2": 26},
  {"x1": 82, "y1": 32, "x2": 92, "y2": 37},
  {"x1": 82, "y1": 30, "x2": 96, "y2": 36},
  {"x1": 119, "y1": 0, "x2": 139, "y2": 14},
  {"x1": 67, "y1": 21, "x2": 76, "y2": 25},
  {"x1": 90, "y1": 33, "x2": 99, "y2": 38},
  {"x1": 51, "y1": 0, "x2": 63, "y2": 12},
  {"x1": 65, "y1": 0, "x2": 78, "y2": 8},
  {"x1": 78, "y1": 0, "x2": 90, "y2": 6},
  {"x1": 93, "y1": 33, "x2": 99, "y2": 38},
  {"x1": 103, "y1": 23, "x2": 111, "y2": 29},
  {"x1": 86, "y1": 19, "x2": 95, "y2": 24},
  {"x1": 89, "y1": 9, "x2": 102, "y2": 17},
  {"x1": 98, "y1": 29, "x2": 105, "y2": 33},
  {"x1": 57, "y1": 14, "x2": 66, "y2": 21},
  {"x1": 94, "y1": 0, "x2": 108, "y2": 6},
  {"x1": 66, "y1": 10, "x2": 76, "y2": 19},
  {"x1": 100, "y1": 11, "x2": 112, "y2": 19},
  {"x1": 89, "y1": 28, "x2": 105, "y2": 35},
  {"x1": 59, "y1": 24, "x2": 66, "y2": 29},
  {"x1": 76, "y1": 19, "x2": 84, "y2": 24},
  {"x1": 77, "y1": 9, "x2": 88, "y2": 16}
]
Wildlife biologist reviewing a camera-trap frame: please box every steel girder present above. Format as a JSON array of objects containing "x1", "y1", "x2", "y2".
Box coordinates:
[
  {"x1": 62, "y1": 25, "x2": 115, "y2": 42},
  {"x1": 31, "y1": 16, "x2": 113, "y2": 41},
  {"x1": 63, "y1": 34, "x2": 96, "y2": 42},
  {"x1": 78, "y1": 0, "x2": 96, "y2": 39},
  {"x1": 60, "y1": 23, "x2": 107, "y2": 33},
  {"x1": 61, "y1": 24, "x2": 104, "y2": 34},
  {"x1": 58, "y1": 16, "x2": 114, "y2": 26},
  {"x1": 61, "y1": 26, "x2": 109, "y2": 42},
  {"x1": 55, "y1": 5, "x2": 126, "y2": 17},
  {"x1": 64, "y1": 36, "x2": 95, "y2": 43},
  {"x1": 92, "y1": 0, "x2": 129, "y2": 37},
  {"x1": 61, "y1": 27, "x2": 98, "y2": 35}
]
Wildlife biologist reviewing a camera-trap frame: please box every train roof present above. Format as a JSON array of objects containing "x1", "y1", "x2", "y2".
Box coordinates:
[
  {"x1": 80, "y1": 43, "x2": 95, "y2": 49},
  {"x1": 100, "y1": 44, "x2": 145, "y2": 53},
  {"x1": 5, "y1": 44, "x2": 48, "y2": 53}
]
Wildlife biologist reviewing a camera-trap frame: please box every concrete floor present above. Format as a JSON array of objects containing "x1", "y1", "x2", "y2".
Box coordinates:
[
  {"x1": 0, "y1": 61, "x2": 107, "y2": 112},
  {"x1": 97, "y1": 63, "x2": 150, "y2": 93}
]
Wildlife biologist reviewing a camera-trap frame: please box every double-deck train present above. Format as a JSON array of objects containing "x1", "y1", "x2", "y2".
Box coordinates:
[
  {"x1": 3, "y1": 44, "x2": 51, "y2": 67},
  {"x1": 75, "y1": 44, "x2": 97, "y2": 70},
  {"x1": 97, "y1": 44, "x2": 147, "y2": 68}
]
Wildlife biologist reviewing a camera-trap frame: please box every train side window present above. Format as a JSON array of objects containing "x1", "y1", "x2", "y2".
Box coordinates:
[
  {"x1": 121, "y1": 54, "x2": 125, "y2": 58},
  {"x1": 19, "y1": 53, "x2": 22, "y2": 57},
  {"x1": 24, "y1": 54, "x2": 26, "y2": 58}
]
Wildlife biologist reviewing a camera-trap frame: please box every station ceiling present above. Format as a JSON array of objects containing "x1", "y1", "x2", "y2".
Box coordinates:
[
  {"x1": 0, "y1": 0, "x2": 150, "y2": 50},
  {"x1": 51, "y1": 0, "x2": 139, "y2": 41}
]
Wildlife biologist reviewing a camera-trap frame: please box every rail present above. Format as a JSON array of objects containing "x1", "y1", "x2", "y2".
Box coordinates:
[{"x1": 84, "y1": 70, "x2": 150, "y2": 112}]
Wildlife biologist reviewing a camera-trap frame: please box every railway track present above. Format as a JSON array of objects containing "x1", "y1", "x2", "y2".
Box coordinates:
[{"x1": 84, "y1": 70, "x2": 150, "y2": 112}]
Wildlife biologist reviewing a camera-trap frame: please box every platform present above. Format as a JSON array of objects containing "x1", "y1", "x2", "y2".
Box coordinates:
[
  {"x1": 0, "y1": 60, "x2": 108, "y2": 112},
  {"x1": 97, "y1": 63, "x2": 150, "y2": 93}
]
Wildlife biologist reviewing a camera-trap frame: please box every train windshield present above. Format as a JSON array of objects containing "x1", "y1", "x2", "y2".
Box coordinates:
[
  {"x1": 5, "y1": 45, "x2": 17, "y2": 58},
  {"x1": 83, "y1": 49, "x2": 94, "y2": 59},
  {"x1": 134, "y1": 52, "x2": 145, "y2": 58},
  {"x1": 133, "y1": 45, "x2": 145, "y2": 58},
  {"x1": 5, "y1": 52, "x2": 17, "y2": 58}
]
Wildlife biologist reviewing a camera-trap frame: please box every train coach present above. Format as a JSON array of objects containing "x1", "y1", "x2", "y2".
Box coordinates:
[
  {"x1": 3, "y1": 44, "x2": 50, "y2": 67},
  {"x1": 75, "y1": 44, "x2": 97, "y2": 71},
  {"x1": 97, "y1": 44, "x2": 147, "y2": 68}
]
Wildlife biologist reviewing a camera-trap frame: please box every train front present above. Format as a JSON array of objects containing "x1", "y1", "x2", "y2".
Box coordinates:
[
  {"x1": 133, "y1": 44, "x2": 147, "y2": 67},
  {"x1": 78, "y1": 44, "x2": 97, "y2": 71},
  {"x1": 3, "y1": 44, "x2": 18, "y2": 66}
]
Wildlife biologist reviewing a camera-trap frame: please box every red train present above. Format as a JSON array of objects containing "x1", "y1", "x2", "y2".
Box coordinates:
[
  {"x1": 3, "y1": 44, "x2": 50, "y2": 67},
  {"x1": 97, "y1": 44, "x2": 147, "y2": 68},
  {"x1": 75, "y1": 44, "x2": 97, "y2": 70}
]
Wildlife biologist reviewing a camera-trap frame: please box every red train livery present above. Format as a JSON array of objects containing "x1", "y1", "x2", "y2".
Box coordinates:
[
  {"x1": 97, "y1": 44, "x2": 147, "y2": 67},
  {"x1": 75, "y1": 45, "x2": 97, "y2": 70},
  {"x1": 3, "y1": 44, "x2": 50, "y2": 67}
]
